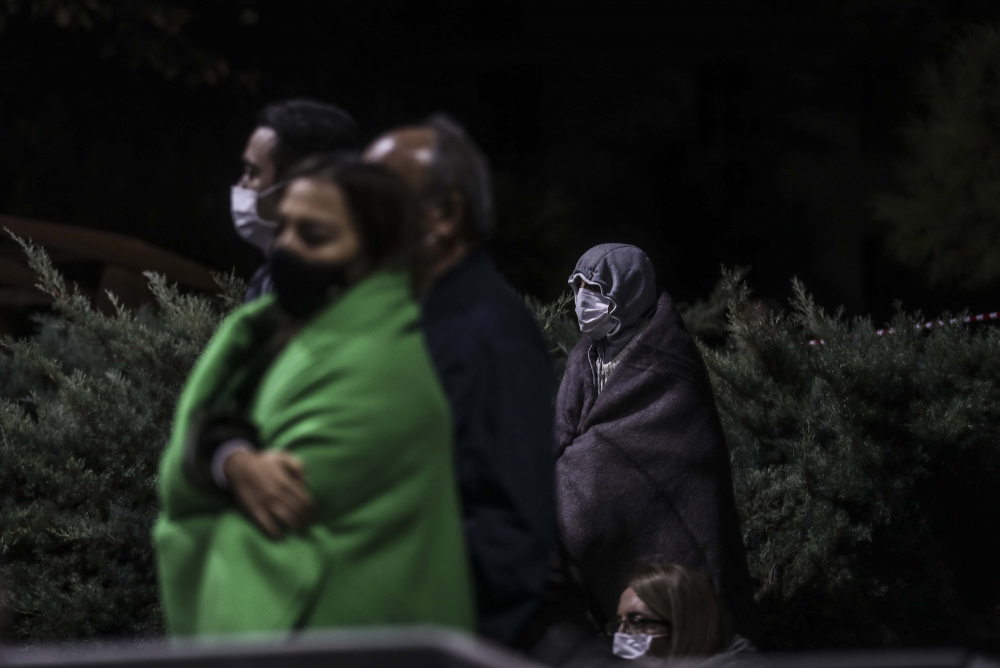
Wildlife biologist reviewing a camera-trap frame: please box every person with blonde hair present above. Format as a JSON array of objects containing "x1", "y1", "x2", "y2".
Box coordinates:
[{"x1": 609, "y1": 562, "x2": 753, "y2": 662}]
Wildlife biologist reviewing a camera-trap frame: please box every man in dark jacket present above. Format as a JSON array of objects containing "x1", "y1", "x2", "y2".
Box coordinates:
[
  {"x1": 554, "y1": 243, "x2": 757, "y2": 640},
  {"x1": 231, "y1": 99, "x2": 360, "y2": 301},
  {"x1": 364, "y1": 115, "x2": 556, "y2": 645}
]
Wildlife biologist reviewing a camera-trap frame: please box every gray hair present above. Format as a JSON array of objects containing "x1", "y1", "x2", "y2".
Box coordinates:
[{"x1": 421, "y1": 114, "x2": 494, "y2": 241}]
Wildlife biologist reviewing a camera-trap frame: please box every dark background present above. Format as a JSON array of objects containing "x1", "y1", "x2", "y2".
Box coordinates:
[{"x1": 2, "y1": 0, "x2": 1000, "y2": 323}]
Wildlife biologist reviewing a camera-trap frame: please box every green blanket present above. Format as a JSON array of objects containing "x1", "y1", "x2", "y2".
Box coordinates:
[{"x1": 154, "y1": 269, "x2": 474, "y2": 636}]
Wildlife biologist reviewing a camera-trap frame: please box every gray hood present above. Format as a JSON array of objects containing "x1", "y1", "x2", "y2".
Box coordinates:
[{"x1": 568, "y1": 243, "x2": 658, "y2": 361}]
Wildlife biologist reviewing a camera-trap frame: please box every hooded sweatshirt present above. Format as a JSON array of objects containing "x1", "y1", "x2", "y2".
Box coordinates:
[{"x1": 568, "y1": 244, "x2": 658, "y2": 392}]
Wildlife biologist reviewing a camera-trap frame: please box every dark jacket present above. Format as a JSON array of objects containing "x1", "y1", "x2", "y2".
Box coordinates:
[
  {"x1": 421, "y1": 251, "x2": 556, "y2": 644},
  {"x1": 243, "y1": 263, "x2": 273, "y2": 303},
  {"x1": 554, "y1": 292, "x2": 757, "y2": 638}
]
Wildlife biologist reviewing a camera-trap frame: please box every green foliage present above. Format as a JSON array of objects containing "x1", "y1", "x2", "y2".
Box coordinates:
[
  {"x1": 873, "y1": 22, "x2": 1000, "y2": 290},
  {"x1": 4, "y1": 237, "x2": 999, "y2": 650},
  {"x1": 0, "y1": 235, "x2": 239, "y2": 641},
  {"x1": 0, "y1": 0, "x2": 239, "y2": 87},
  {"x1": 704, "y1": 270, "x2": 1000, "y2": 649},
  {"x1": 524, "y1": 292, "x2": 578, "y2": 382},
  {"x1": 676, "y1": 266, "x2": 750, "y2": 342}
]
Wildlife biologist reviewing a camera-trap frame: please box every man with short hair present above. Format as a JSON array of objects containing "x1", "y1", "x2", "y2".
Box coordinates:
[
  {"x1": 363, "y1": 116, "x2": 556, "y2": 645},
  {"x1": 231, "y1": 99, "x2": 360, "y2": 302}
]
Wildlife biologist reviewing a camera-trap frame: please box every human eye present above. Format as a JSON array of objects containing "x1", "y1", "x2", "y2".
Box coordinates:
[
  {"x1": 627, "y1": 614, "x2": 657, "y2": 628},
  {"x1": 297, "y1": 221, "x2": 335, "y2": 247},
  {"x1": 244, "y1": 157, "x2": 263, "y2": 180}
]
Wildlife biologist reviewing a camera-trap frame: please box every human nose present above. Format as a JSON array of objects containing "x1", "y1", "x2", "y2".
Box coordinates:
[{"x1": 272, "y1": 226, "x2": 293, "y2": 252}]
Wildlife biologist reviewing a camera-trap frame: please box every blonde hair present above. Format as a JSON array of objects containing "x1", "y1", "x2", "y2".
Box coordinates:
[{"x1": 628, "y1": 562, "x2": 727, "y2": 659}]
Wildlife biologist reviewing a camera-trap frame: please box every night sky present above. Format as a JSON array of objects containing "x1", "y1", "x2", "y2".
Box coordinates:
[{"x1": 3, "y1": 0, "x2": 1000, "y2": 324}]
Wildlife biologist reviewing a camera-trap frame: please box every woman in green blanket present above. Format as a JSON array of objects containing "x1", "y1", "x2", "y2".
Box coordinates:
[{"x1": 154, "y1": 155, "x2": 474, "y2": 636}]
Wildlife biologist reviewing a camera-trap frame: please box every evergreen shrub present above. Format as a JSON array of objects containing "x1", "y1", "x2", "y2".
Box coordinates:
[
  {"x1": 873, "y1": 22, "x2": 1000, "y2": 289},
  {"x1": 703, "y1": 271, "x2": 1000, "y2": 650},
  {"x1": 2, "y1": 241, "x2": 998, "y2": 651},
  {"x1": 0, "y1": 236, "x2": 241, "y2": 641}
]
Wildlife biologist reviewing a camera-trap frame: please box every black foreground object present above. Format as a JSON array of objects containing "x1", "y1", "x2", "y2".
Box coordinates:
[
  {"x1": 1, "y1": 631, "x2": 998, "y2": 668},
  {"x1": 746, "y1": 650, "x2": 1000, "y2": 668},
  {"x1": 0, "y1": 629, "x2": 544, "y2": 668}
]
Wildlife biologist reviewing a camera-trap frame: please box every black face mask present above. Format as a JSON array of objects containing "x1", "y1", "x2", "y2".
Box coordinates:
[{"x1": 269, "y1": 248, "x2": 349, "y2": 318}]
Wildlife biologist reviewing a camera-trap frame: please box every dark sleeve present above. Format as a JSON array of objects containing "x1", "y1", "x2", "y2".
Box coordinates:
[
  {"x1": 182, "y1": 414, "x2": 259, "y2": 489},
  {"x1": 243, "y1": 264, "x2": 272, "y2": 303},
  {"x1": 450, "y1": 329, "x2": 557, "y2": 643},
  {"x1": 553, "y1": 340, "x2": 591, "y2": 459}
]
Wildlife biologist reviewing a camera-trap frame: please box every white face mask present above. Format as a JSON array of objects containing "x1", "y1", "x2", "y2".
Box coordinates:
[
  {"x1": 613, "y1": 632, "x2": 653, "y2": 660},
  {"x1": 575, "y1": 287, "x2": 618, "y2": 340},
  {"x1": 231, "y1": 183, "x2": 282, "y2": 252}
]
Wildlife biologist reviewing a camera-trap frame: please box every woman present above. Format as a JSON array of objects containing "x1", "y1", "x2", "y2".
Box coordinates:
[
  {"x1": 154, "y1": 155, "x2": 474, "y2": 636},
  {"x1": 609, "y1": 563, "x2": 752, "y2": 662}
]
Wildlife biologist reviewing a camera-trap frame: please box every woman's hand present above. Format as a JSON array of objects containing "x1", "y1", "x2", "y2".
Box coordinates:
[{"x1": 223, "y1": 450, "x2": 315, "y2": 539}]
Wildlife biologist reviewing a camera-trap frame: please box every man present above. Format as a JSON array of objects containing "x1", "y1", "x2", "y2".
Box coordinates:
[
  {"x1": 553, "y1": 243, "x2": 757, "y2": 640},
  {"x1": 363, "y1": 116, "x2": 557, "y2": 645},
  {"x1": 231, "y1": 99, "x2": 360, "y2": 301}
]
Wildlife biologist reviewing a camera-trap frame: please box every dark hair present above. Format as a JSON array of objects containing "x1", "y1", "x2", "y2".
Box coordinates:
[
  {"x1": 627, "y1": 562, "x2": 727, "y2": 659},
  {"x1": 257, "y1": 99, "x2": 361, "y2": 176},
  {"x1": 283, "y1": 153, "x2": 421, "y2": 285},
  {"x1": 420, "y1": 113, "x2": 494, "y2": 241}
]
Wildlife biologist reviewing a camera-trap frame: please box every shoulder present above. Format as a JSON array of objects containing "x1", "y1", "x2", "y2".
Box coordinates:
[
  {"x1": 202, "y1": 295, "x2": 281, "y2": 357},
  {"x1": 266, "y1": 275, "x2": 427, "y2": 385},
  {"x1": 423, "y1": 256, "x2": 549, "y2": 360},
  {"x1": 631, "y1": 293, "x2": 702, "y2": 362},
  {"x1": 262, "y1": 297, "x2": 441, "y2": 416}
]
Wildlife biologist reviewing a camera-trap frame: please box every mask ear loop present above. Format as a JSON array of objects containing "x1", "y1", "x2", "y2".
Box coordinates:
[
  {"x1": 598, "y1": 290, "x2": 621, "y2": 335},
  {"x1": 251, "y1": 181, "x2": 290, "y2": 242},
  {"x1": 257, "y1": 179, "x2": 289, "y2": 199}
]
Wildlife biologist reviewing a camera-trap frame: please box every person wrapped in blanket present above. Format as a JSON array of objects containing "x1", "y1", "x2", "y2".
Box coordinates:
[
  {"x1": 552, "y1": 244, "x2": 757, "y2": 640},
  {"x1": 154, "y1": 154, "x2": 474, "y2": 636}
]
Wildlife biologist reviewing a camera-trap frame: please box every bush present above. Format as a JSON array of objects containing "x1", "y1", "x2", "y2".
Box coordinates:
[
  {"x1": 704, "y1": 271, "x2": 1000, "y2": 650},
  {"x1": 873, "y1": 22, "x2": 1000, "y2": 290},
  {"x1": 3, "y1": 241, "x2": 999, "y2": 651},
  {"x1": 0, "y1": 236, "x2": 241, "y2": 642}
]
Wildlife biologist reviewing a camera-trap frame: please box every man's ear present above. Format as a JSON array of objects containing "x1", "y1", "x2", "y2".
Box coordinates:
[{"x1": 427, "y1": 191, "x2": 465, "y2": 241}]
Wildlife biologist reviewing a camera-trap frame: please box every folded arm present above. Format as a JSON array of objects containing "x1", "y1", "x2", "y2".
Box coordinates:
[{"x1": 183, "y1": 414, "x2": 314, "y2": 539}]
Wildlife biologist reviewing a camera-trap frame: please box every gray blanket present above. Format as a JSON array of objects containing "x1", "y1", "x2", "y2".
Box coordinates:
[{"x1": 554, "y1": 292, "x2": 757, "y2": 637}]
